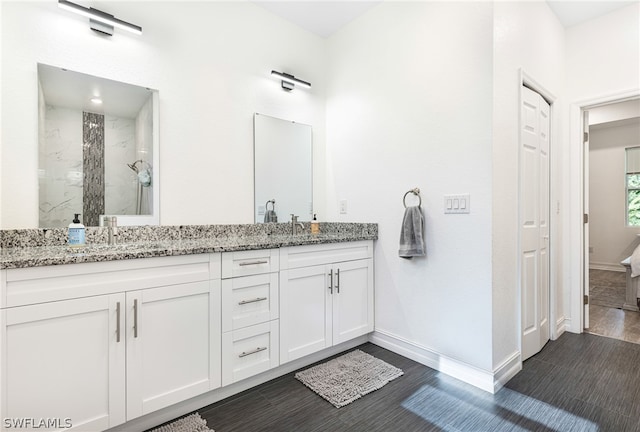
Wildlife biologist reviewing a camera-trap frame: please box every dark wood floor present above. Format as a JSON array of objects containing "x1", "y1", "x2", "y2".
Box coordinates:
[{"x1": 155, "y1": 333, "x2": 640, "y2": 431}]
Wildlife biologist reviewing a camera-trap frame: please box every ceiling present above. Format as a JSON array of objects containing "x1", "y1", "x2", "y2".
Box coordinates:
[
  {"x1": 38, "y1": 64, "x2": 153, "y2": 119},
  {"x1": 254, "y1": 0, "x2": 637, "y2": 38},
  {"x1": 253, "y1": 1, "x2": 381, "y2": 38},
  {"x1": 546, "y1": 0, "x2": 637, "y2": 27}
]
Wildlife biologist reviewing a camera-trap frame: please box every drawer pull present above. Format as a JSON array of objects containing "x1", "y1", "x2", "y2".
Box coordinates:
[
  {"x1": 336, "y1": 268, "x2": 340, "y2": 294},
  {"x1": 239, "y1": 346, "x2": 268, "y2": 358},
  {"x1": 116, "y1": 302, "x2": 121, "y2": 343},
  {"x1": 238, "y1": 260, "x2": 268, "y2": 267},
  {"x1": 238, "y1": 297, "x2": 268, "y2": 305}
]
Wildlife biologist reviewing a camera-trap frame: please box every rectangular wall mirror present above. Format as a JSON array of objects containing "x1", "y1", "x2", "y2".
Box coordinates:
[
  {"x1": 254, "y1": 113, "x2": 312, "y2": 223},
  {"x1": 37, "y1": 63, "x2": 159, "y2": 228}
]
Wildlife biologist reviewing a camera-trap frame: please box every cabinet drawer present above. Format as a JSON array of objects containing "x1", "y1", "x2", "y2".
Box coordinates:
[
  {"x1": 222, "y1": 320, "x2": 279, "y2": 386},
  {"x1": 222, "y1": 249, "x2": 279, "y2": 278},
  {"x1": 222, "y1": 273, "x2": 279, "y2": 332},
  {"x1": 2, "y1": 254, "x2": 216, "y2": 308},
  {"x1": 280, "y1": 240, "x2": 373, "y2": 270}
]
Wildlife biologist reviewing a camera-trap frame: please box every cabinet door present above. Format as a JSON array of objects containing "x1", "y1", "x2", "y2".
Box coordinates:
[
  {"x1": 126, "y1": 280, "x2": 220, "y2": 420},
  {"x1": 332, "y1": 259, "x2": 374, "y2": 345},
  {"x1": 1, "y1": 294, "x2": 126, "y2": 431},
  {"x1": 279, "y1": 265, "x2": 332, "y2": 363}
]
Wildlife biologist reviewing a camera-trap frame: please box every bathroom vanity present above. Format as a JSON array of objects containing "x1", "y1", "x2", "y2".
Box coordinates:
[{"x1": 0, "y1": 223, "x2": 375, "y2": 431}]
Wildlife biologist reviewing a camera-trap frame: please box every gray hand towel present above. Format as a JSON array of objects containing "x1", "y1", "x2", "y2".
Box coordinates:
[
  {"x1": 399, "y1": 205, "x2": 425, "y2": 259},
  {"x1": 264, "y1": 209, "x2": 278, "y2": 223}
]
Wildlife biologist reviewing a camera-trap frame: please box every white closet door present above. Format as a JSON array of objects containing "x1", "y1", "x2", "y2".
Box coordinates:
[{"x1": 521, "y1": 86, "x2": 551, "y2": 361}]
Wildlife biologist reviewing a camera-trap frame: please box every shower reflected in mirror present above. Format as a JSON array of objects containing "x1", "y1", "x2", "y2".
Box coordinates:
[{"x1": 37, "y1": 63, "x2": 159, "y2": 227}]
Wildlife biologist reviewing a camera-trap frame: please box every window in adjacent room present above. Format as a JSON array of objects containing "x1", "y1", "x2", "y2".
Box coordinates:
[{"x1": 626, "y1": 146, "x2": 640, "y2": 226}]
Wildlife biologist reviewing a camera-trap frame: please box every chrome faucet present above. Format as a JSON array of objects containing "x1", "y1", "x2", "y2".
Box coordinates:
[
  {"x1": 290, "y1": 214, "x2": 304, "y2": 235},
  {"x1": 104, "y1": 216, "x2": 118, "y2": 245}
]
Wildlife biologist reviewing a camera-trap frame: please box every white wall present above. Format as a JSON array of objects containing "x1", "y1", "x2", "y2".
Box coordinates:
[
  {"x1": 589, "y1": 120, "x2": 640, "y2": 270},
  {"x1": 0, "y1": 1, "x2": 327, "y2": 228},
  {"x1": 326, "y1": 1, "x2": 495, "y2": 372},
  {"x1": 492, "y1": 1, "x2": 566, "y2": 368},
  {"x1": 565, "y1": 2, "x2": 640, "y2": 333}
]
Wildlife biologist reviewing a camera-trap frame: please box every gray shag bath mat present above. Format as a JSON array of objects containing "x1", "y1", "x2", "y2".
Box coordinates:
[
  {"x1": 149, "y1": 413, "x2": 213, "y2": 432},
  {"x1": 295, "y1": 349, "x2": 404, "y2": 408}
]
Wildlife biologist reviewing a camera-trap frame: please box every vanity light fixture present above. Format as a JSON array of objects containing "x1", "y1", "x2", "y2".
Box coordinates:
[
  {"x1": 58, "y1": 0, "x2": 142, "y2": 36},
  {"x1": 271, "y1": 70, "x2": 311, "y2": 91},
  {"x1": 90, "y1": 97, "x2": 102, "y2": 104}
]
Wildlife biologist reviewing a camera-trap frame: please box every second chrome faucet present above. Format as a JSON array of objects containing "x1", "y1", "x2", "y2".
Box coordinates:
[
  {"x1": 290, "y1": 214, "x2": 304, "y2": 235},
  {"x1": 104, "y1": 216, "x2": 118, "y2": 245}
]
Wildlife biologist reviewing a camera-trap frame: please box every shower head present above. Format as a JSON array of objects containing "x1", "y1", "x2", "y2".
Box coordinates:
[{"x1": 127, "y1": 159, "x2": 147, "y2": 173}]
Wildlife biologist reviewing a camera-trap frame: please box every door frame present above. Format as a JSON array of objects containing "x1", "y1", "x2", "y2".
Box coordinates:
[
  {"x1": 569, "y1": 89, "x2": 640, "y2": 334},
  {"x1": 518, "y1": 70, "x2": 557, "y2": 353}
]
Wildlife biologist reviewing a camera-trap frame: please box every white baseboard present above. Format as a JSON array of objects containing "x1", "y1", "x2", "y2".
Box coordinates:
[
  {"x1": 106, "y1": 336, "x2": 368, "y2": 432},
  {"x1": 590, "y1": 262, "x2": 626, "y2": 272},
  {"x1": 368, "y1": 329, "x2": 520, "y2": 394},
  {"x1": 554, "y1": 316, "x2": 567, "y2": 339},
  {"x1": 492, "y1": 351, "x2": 521, "y2": 393}
]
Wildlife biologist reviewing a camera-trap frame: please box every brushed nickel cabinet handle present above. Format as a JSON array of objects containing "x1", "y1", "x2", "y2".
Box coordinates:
[
  {"x1": 238, "y1": 297, "x2": 268, "y2": 305},
  {"x1": 133, "y1": 299, "x2": 138, "y2": 338},
  {"x1": 238, "y1": 260, "x2": 268, "y2": 266},
  {"x1": 116, "y1": 302, "x2": 121, "y2": 343},
  {"x1": 336, "y1": 268, "x2": 340, "y2": 294},
  {"x1": 328, "y1": 269, "x2": 333, "y2": 294},
  {"x1": 239, "y1": 346, "x2": 267, "y2": 358}
]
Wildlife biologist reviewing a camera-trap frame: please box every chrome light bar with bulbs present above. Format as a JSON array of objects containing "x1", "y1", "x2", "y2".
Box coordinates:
[
  {"x1": 271, "y1": 70, "x2": 311, "y2": 91},
  {"x1": 58, "y1": 0, "x2": 142, "y2": 36}
]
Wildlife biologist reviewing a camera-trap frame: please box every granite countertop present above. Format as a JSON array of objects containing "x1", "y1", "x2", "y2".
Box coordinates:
[{"x1": 0, "y1": 223, "x2": 377, "y2": 269}]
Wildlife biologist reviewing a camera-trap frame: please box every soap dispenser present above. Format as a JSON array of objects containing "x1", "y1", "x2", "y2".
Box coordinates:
[
  {"x1": 311, "y1": 214, "x2": 320, "y2": 235},
  {"x1": 68, "y1": 213, "x2": 86, "y2": 247}
]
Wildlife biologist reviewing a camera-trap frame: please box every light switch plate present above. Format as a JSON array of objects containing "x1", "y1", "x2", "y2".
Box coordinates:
[
  {"x1": 444, "y1": 194, "x2": 470, "y2": 214},
  {"x1": 339, "y1": 200, "x2": 348, "y2": 214}
]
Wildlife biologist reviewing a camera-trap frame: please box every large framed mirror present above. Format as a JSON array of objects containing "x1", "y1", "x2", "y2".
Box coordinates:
[
  {"x1": 37, "y1": 64, "x2": 159, "y2": 227},
  {"x1": 254, "y1": 113, "x2": 312, "y2": 223}
]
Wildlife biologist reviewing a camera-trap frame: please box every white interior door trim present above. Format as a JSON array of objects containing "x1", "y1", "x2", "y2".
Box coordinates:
[
  {"x1": 518, "y1": 69, "x2": 558, "y2": 350},
  {"x1": 568, "y1": 88, "x2": 640, "y2": 334}
]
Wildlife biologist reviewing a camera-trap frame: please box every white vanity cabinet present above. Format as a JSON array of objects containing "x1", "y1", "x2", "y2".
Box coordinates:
[
  {"x1": 279, "y1": 240, "x2": 374, "y2": 364},
  {"x1": 0, "y1": 254, "x2": 221, "y2": 430},
  {"x1": 221, "y1": 249, "x2": 280, "y2": 386},
  {"x1": 0, "y1": 237, "x2": 375, "y2": 431}
]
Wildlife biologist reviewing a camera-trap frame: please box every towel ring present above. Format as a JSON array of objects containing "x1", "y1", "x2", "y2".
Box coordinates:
[
  {"x1": 403, "y1": 188, "x2": 421, "y2": 208},
  {"x1": 265, "y1": 199, "x2": 275, "y2": 211}
]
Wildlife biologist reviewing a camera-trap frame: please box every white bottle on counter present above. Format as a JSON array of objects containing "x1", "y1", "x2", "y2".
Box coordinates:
[{"x1": 68, "y1": 213, "x2": 86, "y2": 247}]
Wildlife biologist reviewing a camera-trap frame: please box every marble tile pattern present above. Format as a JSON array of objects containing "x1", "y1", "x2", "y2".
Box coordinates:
[
  {"x1": 83, "y1": 112, "x2": 105, "y2": 227},
  {"x1": 0, "y1": 222, "x2": 377, "y2": 269},
  {"x1": 39, "y1": 105, "x2": 83, "y2": 227},
  {"x1": 104, "y1": 114, "x2": 137, "y2": 215}
]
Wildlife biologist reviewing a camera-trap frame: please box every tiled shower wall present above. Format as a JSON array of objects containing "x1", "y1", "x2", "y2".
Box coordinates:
[
  {"x1": 105, "y1": 115, "x2": 136, "y2": 216},
  {"x1": 82, "y1": 112, "x2": 105, "y2": 227},
  {"x1": 40, "y1": 107, "x2": 138, "y2": 227},
  {"x1": 39, "y1": 105, "x2": 83, "y2": 227}
]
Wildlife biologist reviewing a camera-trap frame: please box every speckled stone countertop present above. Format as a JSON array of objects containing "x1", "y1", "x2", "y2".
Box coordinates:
[{"x1": 0, "y1": 223, "x2": 377, "y2": 269}]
